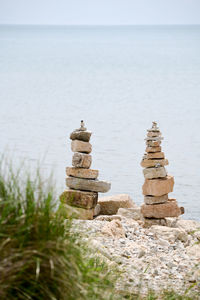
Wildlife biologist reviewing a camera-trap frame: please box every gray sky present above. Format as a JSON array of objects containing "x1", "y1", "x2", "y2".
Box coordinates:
[{"x1": 0, "y1": 0, "x2": 200, "y2": 25}]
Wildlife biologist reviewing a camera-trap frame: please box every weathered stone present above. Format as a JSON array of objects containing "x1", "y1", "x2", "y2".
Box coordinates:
[
  {"x1": 145, "y1": 136, "x2": 163, "y2": 142},
  {"x1": 145, "y1": 152, "x2": 165, "y2": 160},
  {"x1": 150, "y1": 225, "x2": 188, "y2": 243},
  {"x1": 72, "y1": 207, "x2": 94, "y2": 220},
  {"x1": 143, "y1": 216, "x2": 178, "y2": 227},
  {"x1": 143, "y1": 166, "x2": 167, "y2": 179},
  {"x1": 66, "y1": 177, "x2": 111, "y2": 193},
  {"x1": 144, "y1": 194, "x2": 168, "y2": 204},
  {"x1": 71, "y1": 140, "x2": 92, "y2": 154},
  {"x1": 147, "y1": 121, "x2": 160, "y2": 132},
  {"x1": 60, "y1": 189, "x2": 98, "y2": 209},
  {"x1": 117, "y1": 207, "x2": 141, "y2": 220},
  {"x1": 70, "y1": 130, "x2": 92, "y2": 142},
  {"x1": 142, "y1": 175, "x2": 174, "y2": 196},
  {"x1": 141, "y1": 158, "x2": 168, "y2": 168},
  {"x1": 61, "y1": 204, "x2": 94, "y2": 220},
  {"x1": 98, "y1": 194, "x2": 135, "y2": 215},
  {"x1": 72, "y1": 152, "x2": 92, "y2": 169},
  {"x1": 146, "y1": 140, "x2": 161, "y2": 147},
  {"x1": 186, "y1": 244, "x2": 200, "y2": 259},
  {"x1": 138, "y1": 248, "x2": 146, "y2": 258},
  {"x1": 165, "y1": 217, "x2": 178, "y2": 227},
  {"x1": 96, "y1": 215, "x2": 122, "y2": 221},
  {"x1": 101, "y1": 220, "x2": 125, "y2": 238},
  {"x1": 176, "y1": 219, "x2": 200, "y2": 234},
  {"x1": 94, "y1": 203, "x2": 101, "y2": 216},
  {"x1": 143, "y1": 218, "x2": 167, "y2": 227},
  {"x1": 146, "y1": 146, "x2": 162, "y2": 153},
  {"x1": 141, "y1": 200, "x2": 182, "y2": 218},
  {"x1": 66, "y1": 167, "x2": 98, "y2": 179},
  {"x1": 147, "y1": 131, "x2": 161, "y2": 138}
]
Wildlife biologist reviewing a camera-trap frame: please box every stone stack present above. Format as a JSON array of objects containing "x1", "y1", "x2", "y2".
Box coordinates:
[
  {"x1": 140, "y1": 122, "x2": 184, "y2": 225},
  {"x1": 60, "y1": 121, "x2": 111, "y2": 220}
]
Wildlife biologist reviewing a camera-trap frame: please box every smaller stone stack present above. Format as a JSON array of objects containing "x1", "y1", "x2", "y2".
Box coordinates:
[
  {"x1": 140, "y1": 122, "x2": 184, "y2": 225},
  {"x1": 60, "y1": 121, "x2": 111, "y2": 220}
]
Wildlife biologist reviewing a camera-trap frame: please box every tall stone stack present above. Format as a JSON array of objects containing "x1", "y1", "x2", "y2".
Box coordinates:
[
  {"x1": 60, "y1": 121, "x2": 111, "y2": 220},
  {"x1": 140, "y1": 122, "x2": 184, "y2": 225}
]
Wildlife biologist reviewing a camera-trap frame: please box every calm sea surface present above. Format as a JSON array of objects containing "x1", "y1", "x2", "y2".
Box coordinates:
[{"x1": 0, "y1": 25, "x2": 200, "y2": 220}]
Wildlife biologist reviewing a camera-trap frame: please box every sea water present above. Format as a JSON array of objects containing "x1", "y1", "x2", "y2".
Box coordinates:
[{"x1": 0, "y1": 25, "x2": 200, "y2": 220}]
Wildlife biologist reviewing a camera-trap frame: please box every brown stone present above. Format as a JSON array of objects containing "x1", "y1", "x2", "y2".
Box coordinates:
[
  {"x1": 144, "y1": 194, "x2": 168, "y2": 204},
  {"x1": 61, "y1": 204, "x2": 94, "y2": 220},
  {"x1": 143, "y1": 218, "x2": 167, "y2": 227},
  {"x1": 145, "y1": 137, "x2": 163, "y2": 142},
  {"x1": 72, "y1": 207, "x2": 94, "y2": 220},
  {"x1": 66, "y1": 177, "x2": 111, "y2": 193},
  {"x1": 71, "y1": 140, "x2": 92, "y2": 154},
  {"x1": 143, "y1": 217, "x2": 178, "y2": 228},
  {"x1": 142, "y1": 175, "x2": 174, "y2": 196},
  {"x1": 147, "y1": 131, "x2": 161, "y2": 138},
  {"x1": 98, "y1": 194, "x2": 135, "y2": 215},
  {"x1": 146, "y1": 146, "x2": 162, "y2": 153},
  {"x1": 143, "y1": 166, "x2": 167, "y2": 179},
  {"x1": 146, "y1": 152, "x2": 165, "y2": 159},
  {"x1": 146, "y1": 140, "x2": 161, "y2": 147},
  {"x1": 72, "y1": 152, "x2": 92, "y2": 168},
  {"x1": 60, "y1": 189, "x2": 98, "y2": 209},
  {"x1": 141, "y1": 200, "x2": 182, "y2": 218},
  {"x1": 141, "y1": 158, "x2": 168, "y2": 168},
  {"x1": 70, "y1": 130, "x2": 92, "y2": 142},
  {"x1": 66, "y1": 167, "x2": 98, "y2": 179}
]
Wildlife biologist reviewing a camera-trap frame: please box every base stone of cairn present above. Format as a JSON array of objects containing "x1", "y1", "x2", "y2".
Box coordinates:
[
  {"x1": 140, "y1": 122, "x2": 184, "y2": 226},
  {"x1": 60, "y1": 121, "x2": 111, "y2": 220}
]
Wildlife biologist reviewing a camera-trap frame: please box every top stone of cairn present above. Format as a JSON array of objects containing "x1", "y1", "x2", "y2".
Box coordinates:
[
  {"x1": 145, "y1": 121, "x2": 163, "y2": 143},
  {"x1": 70, "y1": 120, "x2": 92, "y2": 142},
  {"x1": 147, "y1": 121, "x2": 160, "y2": 132}
]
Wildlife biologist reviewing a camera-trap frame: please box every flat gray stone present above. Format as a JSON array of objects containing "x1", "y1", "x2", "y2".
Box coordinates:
[
  {"x1": 66, "y1": 177, "x2": 111, "y2": 193},
  {"x1": 144, "y1": 194, "x2": 168, "y2": 204},
  {"x1": 145, "y1": 136, "x2": 163, "y2": 141},
  {"x1": 95, "y1": 215, "x2": 122, "y2": 221},
  {"x1": 143, "y1": 166, "x2": 167, "y2": 179}
]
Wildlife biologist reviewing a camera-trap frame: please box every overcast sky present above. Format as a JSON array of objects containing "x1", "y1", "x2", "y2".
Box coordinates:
[{"x1": 0, "y1": 0, "x2": 200, "y2": 25}]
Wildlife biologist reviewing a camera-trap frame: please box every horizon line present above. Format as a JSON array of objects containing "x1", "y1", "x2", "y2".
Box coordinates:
[{"x1": 0, "y1": 23, "x2": 200, "y2": 26}]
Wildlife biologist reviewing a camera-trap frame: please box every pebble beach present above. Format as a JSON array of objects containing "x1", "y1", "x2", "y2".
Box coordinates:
[{"x1": 72, "y1": 215, "x2": 200, "y2": 298}]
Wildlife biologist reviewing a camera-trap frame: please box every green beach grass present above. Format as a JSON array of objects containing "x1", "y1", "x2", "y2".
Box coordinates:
[{"x1": 0, "y1": 159, "x2": 115, "y2": 300}]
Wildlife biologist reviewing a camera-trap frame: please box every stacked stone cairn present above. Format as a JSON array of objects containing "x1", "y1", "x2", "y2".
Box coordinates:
[
  {"x1": 140, "y1": 122, "x2": 184, "y2": 226},
  {"x1": 60, "y1": 121, "x2": 111, "y2": 220}
]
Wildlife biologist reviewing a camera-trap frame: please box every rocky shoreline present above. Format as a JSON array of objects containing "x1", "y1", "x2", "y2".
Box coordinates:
[{"x1": 71, "y1": 208, "x2": 200, "y2": 298}]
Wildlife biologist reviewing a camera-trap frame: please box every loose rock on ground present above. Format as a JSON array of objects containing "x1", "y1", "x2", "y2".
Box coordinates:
[{"x1": 71, "y1": 216, "x2": 200, "y2": 297}]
